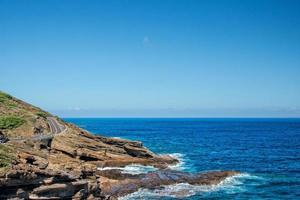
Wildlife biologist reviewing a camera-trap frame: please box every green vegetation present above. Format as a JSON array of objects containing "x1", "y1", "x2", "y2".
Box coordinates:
[
  {"x1": 0, "y1": 116, "x2": 25, "y2": 129},
  {"x1": 0, "y1": 144, "x2": 15, "y2": 168},
  {"x1": 0, "y1": 91, "x2": 17, "y2": 109},
  {"x1": 36, "y1": 112, "x2": 48, "y2": 118},
  {"x1": 6, "y1": 102, "x2": 17, "y2": 108},
  {"x1": 0, "y1": 91, "x2": 12, "y2": 103}
]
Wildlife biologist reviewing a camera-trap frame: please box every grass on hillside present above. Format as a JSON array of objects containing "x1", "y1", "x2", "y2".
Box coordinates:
[
  {"x1": 0, "y1": 116, "x2": 25, "y2": 129},
  {"x1": 0, "y1": 91, "x2": 17, "y2": 109},
  {"x1": 36, "y1": 112, "x2": 48, "y2": 118},
  {"x1": 0, "y1": 91, "x2": 12, "y2": 103},
  {"x1": 0, "y1": 144, "x2": 15, "y2": 169}
]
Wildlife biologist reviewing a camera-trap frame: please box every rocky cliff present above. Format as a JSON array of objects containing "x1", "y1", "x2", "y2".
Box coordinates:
[{"x1": 0, "y1": 91, "x2": 238, "y2": 199}]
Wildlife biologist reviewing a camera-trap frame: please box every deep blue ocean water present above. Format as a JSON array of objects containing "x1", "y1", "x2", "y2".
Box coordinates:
[{"x1": 64, "y1": 118, "x2": 300, "y2": 200}]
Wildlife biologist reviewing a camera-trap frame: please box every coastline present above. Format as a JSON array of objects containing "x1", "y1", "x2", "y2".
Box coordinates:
[{"x1": 0, "y1": 92, "x2": 239, "y2": 199}]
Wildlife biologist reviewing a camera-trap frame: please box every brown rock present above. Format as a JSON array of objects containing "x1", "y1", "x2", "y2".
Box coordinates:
[
  {"x1": 29, "y1": 180, "x2": 88, "y2": 199},
  {"x1": 18, "y1": 152, "x2": 48, "y2": 169},
  {"x1": 124, "y1": 144, "x2": 155, "y2": 158}
]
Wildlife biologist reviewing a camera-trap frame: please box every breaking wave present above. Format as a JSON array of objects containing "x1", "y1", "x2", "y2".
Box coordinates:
[
  {"x1": 97, "y1": 164, "x2": 157, "y2": 175},
  {"x1": 119, "y1": 173, "x2": 262, "y2": 200},
  {"x1": 97, "y1": 153, "x2": 188, "y2": 175},
  {"x1": 163, "y1": 153, "x2": 195, "y2": 172},
  {"x1": 98, "y1": 153, "x2": 264, "y2": 199},
  {"x1": 166, "y1": 153, "x2": 186, "y2": 171},
  {"x1": 112, "y1": 136, "x2": 123, "y2": 139}
]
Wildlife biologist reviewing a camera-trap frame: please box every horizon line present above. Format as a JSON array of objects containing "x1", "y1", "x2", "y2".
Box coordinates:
[{"x1": 60, "y1": 116, "x2": 300, "y2": 119}]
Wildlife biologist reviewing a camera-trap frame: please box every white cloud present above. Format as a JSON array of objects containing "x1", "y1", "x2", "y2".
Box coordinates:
[
  {"x1": 68, "y1": 107, "x2": 81, "y2": 111},
  {"x1": 143, "y1": 36, "x2": 152, "y2": 47}
]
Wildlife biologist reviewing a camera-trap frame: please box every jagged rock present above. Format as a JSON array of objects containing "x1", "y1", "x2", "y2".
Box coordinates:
[
  {"x1": 88, "y1": 181, "x2": 101, "y2": 197},
  {"x1": 33, "y1": 126, "x2": 44, "y2": 135},
  {"x1": 99, "y1": 170, "x2": 239, "y2": 197},
  {"x1": 73, "y1": 189, "x2": 88, "y2": 199},
  {"x1": 98, "y1": 136, "x2": 143, "y2": 148},
  {"x1": 29, "y1": 180, "x2": 88, "y2": 199},
  {"x1": 76, "y1": 149, "x2": 104, "y2": 161},
  {"x1": 18, "y1": 152, "x2": 48, "y2": 169},
  {"x1": 0, "y1": 168, "x2": 78, "y2": 188},
  {"x1": 15, "y1": 188, "x2": 28, "y2": 199},
  {"x1": 124, "y1": 144, "x2": 155, "y2": 158}
]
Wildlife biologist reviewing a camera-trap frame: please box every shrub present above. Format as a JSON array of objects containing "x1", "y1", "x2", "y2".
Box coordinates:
[
  {"x1": 0, "y1": 92, "x2": 12, "y2": 103},
  {"x1": 0, "y1": 116, "x2": 25, "y2": 129},
  {"x1": 0, "y1": 144, "x2": 14, "y2": 168},
  {"x1": 36, "y1": 112, "x2": 48, "y2": 118}
]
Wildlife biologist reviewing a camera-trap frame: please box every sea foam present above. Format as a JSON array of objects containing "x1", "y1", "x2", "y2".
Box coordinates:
[
  {"x1": 119, "y1": 173, "x2": 261, "y2": 200},
  {"x1": 165, "y1": 153, "x2": 197, "y2": 172},
  {"x1": 97, "y1": 152, "x2": 187, "y2": 174},
  {"x1": 97, "y1": 164, "x2": 157, "y2": 175},
  {"x1": 160, "y1": 153, "x2": 187, "y2": 171}
]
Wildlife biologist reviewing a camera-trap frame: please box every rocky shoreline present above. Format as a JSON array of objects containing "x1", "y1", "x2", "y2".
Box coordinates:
[
  {"x1": 0, "y1": 92, "x2": 239, "y2": 199},
  {"x1": 0, "y1": 131, "x2": 239, "y2": 199}
]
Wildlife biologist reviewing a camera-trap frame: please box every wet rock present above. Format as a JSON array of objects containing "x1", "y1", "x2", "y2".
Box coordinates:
[
  {"x1": 73, "y1": 189, "x2": 88, "y2": 199},
  {"x1": 99, "y1": 170, "x2": 239, "y2": 197},
  {"x1": 16, "y1": 188, "x2": 28, "y2": 199},
  {"x1": 96, "y1": 169, "x2": 141, "y2": 180}
]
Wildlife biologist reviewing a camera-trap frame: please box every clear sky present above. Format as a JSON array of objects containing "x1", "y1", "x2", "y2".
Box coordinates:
[{"x1": 1, "y1": 0, "x2": 299, "y2": 117}]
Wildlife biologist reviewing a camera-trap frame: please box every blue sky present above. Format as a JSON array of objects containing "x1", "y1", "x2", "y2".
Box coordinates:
[{"x1": 1, "y1": 0, "x2": 299, "y2": 117}]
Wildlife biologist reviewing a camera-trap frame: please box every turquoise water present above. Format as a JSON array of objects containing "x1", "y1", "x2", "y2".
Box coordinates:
[{"x1": 64, "y1": 118, "x2": 300, "y2": 199}]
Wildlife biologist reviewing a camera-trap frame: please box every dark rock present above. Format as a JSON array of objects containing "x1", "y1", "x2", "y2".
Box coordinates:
[
  {"x1": 33, "y1": 126, "x2": 44, "y2": 135},
  {"x1": 73, "y1": 189, "x2": 88, "y2": 199},
  {"x1": 0, "y1": 131, "x2": 9, "y2": 143},
  {"x1": 16, "y1": 188, "x2": 28, "y2": 199},
  {"x1": 96, "y1": 169, "x2": 142, "y2": 180},
  {"x1": 100, "y1": 170, "x2": 239, "y2": 197}
]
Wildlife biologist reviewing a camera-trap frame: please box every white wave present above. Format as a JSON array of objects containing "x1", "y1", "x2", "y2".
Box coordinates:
[
  {"x1": 119, "y1": 173, "x2": 261, "y2": 200},
  {"x1": 161, "y1": 153, "x2": 189, "y2": 171},
  {"x1": 111, "y1": 136, "x2": 123, "y2": 139},
  {"x1": 97, "y1": 152, "x2": 187, "y2": 175},
  {"x1": 97, "y1": 164, "x2": 157, "y2": 175}
]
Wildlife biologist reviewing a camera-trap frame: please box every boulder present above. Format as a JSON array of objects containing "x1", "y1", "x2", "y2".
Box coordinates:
[
  {"x1": 16, "y1": 188, "x2": 28, "y2": 199},
  {"x1": 29, "y1": 180, "x2": 88, "y2": 199},
  {"x1": 33, "y1": 126, "x2": 44, "y2": 135},
  {"x1": 18, "y1": 152, "x2": 48, "y2": 169}
]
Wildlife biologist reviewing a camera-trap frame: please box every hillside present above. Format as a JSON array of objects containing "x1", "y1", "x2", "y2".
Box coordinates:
[{"x1": 0, "y1": 91, "x2": 52, "y2": 138}]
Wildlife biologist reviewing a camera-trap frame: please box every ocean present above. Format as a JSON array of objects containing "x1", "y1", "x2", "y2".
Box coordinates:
[{"x1": 64, "y1": 118, "x2": 300, "y2": 200}]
